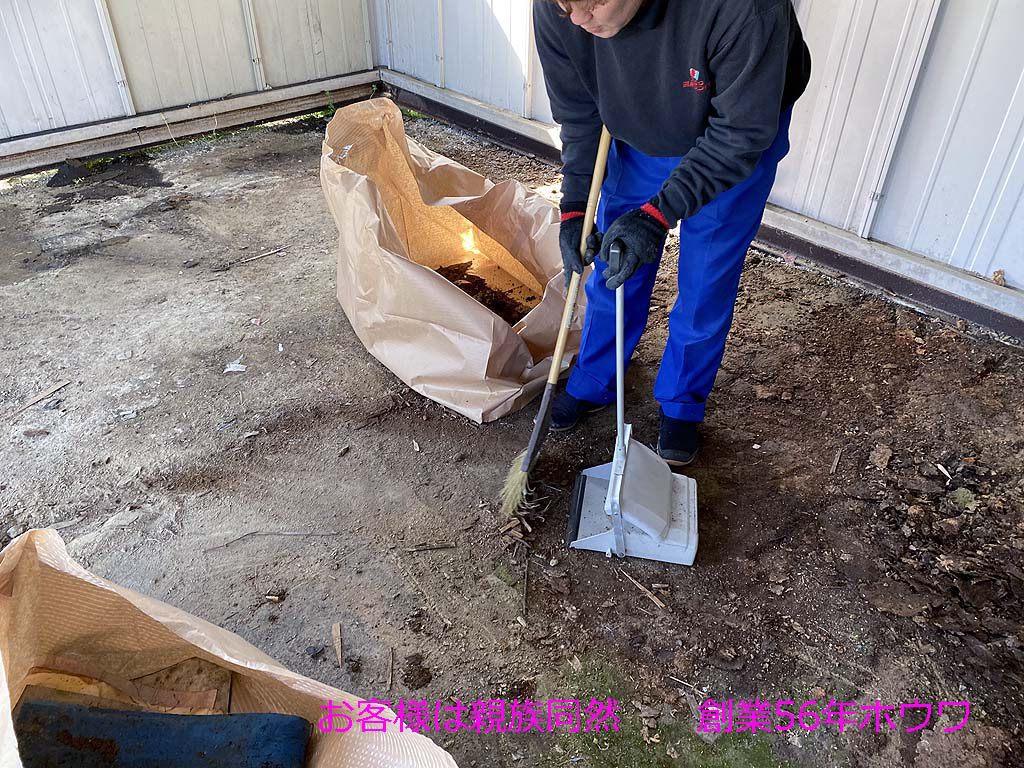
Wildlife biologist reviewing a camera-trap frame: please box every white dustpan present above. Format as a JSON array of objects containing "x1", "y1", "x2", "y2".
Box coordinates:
[{"x1": 567, "y1": 272, "x2": 698, "y2": 566}]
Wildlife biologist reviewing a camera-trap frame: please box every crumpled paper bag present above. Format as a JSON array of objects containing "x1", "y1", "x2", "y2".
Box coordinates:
[
  {"x1": 0, "y1": 529, "x2": 455, "y2": 768},
  {"x1": 320, "y1": 98, "x2": 582, "y2": 423}
]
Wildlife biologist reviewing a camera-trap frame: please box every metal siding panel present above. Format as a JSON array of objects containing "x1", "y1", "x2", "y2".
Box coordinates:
[
  {"x1": 0, "y1": 6, "x2": 49, "y2": 137},
  {"x1": 952, "y1": 69, "x2": 1024, "y2": 275},
  {"x1": 315, "y1": 0, "x2": 372, "y2": 74},
  {"x1": 0, "y1": 0, "x2": 125, "y2": 136},
  {"x1": 251, "y1": 0, "x2": 369, "y2": 88},
  {"x1": 527, "y1": 25, "x2": 553, "y2": 124},
  {"x1": 442, "y1": 0, "x2": 525, "y2": 114},
  {"x1": 193, "y1": 0, "x2": 260, "y2": 98},
  {"x1": 770, "y1": 0, "x2": 924, "y2": 230},
  {"x1": 508, "y1": 0, "x2": 530, "y2": 116},
  {"x1": 106, "y1": 0, "x2": 256, "y2": 112},
  {"x1": 872, "y1": 0, "x2": 1024, "y2": 287},
  {"x1": 369, "y1": 0, "x2": 390, "y2": 68},
  {"x1": 799, "y1": 0, "x2": 881, "y2": 223},
  {"x1": 989, "y1": 164, "x2": 1024, "y2": 288},
  {"x1": 381, "y1": 0, "x2": 440, "y2": 85},
  {"x1": 770, "y1": 0, "x2": 858, "y2": 216}
]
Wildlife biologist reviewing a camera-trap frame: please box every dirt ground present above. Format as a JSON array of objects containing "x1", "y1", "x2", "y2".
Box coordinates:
[{"x1": 2, "y1": 104, "x2": 1022, "y2": 768}]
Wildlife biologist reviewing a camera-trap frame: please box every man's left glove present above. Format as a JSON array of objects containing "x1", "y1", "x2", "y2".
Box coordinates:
[
  {"x1": 599, "y1": 202, "x2": 670, "y2": 290},
  {"x1": 558, "y1": 201, "x2": 601, "y2": 288}
]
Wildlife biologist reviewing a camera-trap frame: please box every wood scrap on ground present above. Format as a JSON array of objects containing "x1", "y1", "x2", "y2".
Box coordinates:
[
  {"x1": 619, "y1": 568, "x2": 669, "y2": 611},
  {"x1": 8, "y1": 381, "x2": 71, "y2": 420},
  {"x1": 331, "y1": 623, "x2": 343, "y2": 668}
]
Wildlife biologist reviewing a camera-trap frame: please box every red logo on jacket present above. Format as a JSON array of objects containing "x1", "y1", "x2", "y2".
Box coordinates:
[{"x1": 683, "y1": 68, "x2": 708, "y2": 92}]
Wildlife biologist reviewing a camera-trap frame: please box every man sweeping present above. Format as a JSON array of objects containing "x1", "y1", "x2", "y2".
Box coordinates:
[{"x1": 535, "y1": 0, "x2": 811, "y2": 466}]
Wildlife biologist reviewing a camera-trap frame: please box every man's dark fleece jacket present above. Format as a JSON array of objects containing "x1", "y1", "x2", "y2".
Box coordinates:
[{"x1": 534, "y1": 0, "x2": 811, "y2": 227}]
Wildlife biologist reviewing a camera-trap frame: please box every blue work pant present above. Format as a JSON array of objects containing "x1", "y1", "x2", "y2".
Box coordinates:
[{"x1": 566, "y1": 109, "x2": 793, "y2": 422}]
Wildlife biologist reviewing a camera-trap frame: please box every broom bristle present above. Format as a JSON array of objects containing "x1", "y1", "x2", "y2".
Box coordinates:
[{"x1": 499, "y1": 450, "x2": 530, "y2": 517}]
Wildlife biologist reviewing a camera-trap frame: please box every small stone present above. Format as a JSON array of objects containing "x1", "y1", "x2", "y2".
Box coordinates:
[
  {"x1": 936, "y1": 517, "x2": 964, "y2": 535},
  {"x1": 869, "y1": 444, "x2": 893, "y2": 470},
  {"x1": 907, "y1": 505, "x2": 927, "y2": 520},
  {"x1": 305, "y1": 645, "x2": 325, "y2": 659}
]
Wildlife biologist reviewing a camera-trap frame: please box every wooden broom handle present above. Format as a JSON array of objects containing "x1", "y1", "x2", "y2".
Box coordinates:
[{"x1": 547, "y1": 126, "x2": 612, "y2": 386}]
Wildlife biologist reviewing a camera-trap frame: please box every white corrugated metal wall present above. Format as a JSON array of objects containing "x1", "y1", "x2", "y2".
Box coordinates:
[
  {"x1": 105, "y1": 0, "x2": 259, "y2": 112},
  {"x1": 0, "y1": 0, "x2": 372, "y2": 137},
  {"x1": 770, "y1": 0, "x2": 940, "y2": 237},
  {"x1": 370, "y1": 0, "x2": 1022, "y2": 294},
  {"x1": 871, "y1": 0, "x2": 1024, "y2": 288},
  {"x1": 0, "y1": 0, "x2": 128, "y2": 137},
  {"x1": 2, "y1": 0, "x2": 1022, "y2": 299}
]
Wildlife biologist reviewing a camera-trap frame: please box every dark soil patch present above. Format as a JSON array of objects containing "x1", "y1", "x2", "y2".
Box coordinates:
[
  {"x1": 47, "y1": 154, "x2": 171, "y2": 190},
  {"x1": 136, "y1": 194, "x2": 192, "y2": 218},
  {"x1": 268, "y1": 115, "x2": 331, "y2": 135},
  {"x1": 401, "y1": 653, "x2": 433, "y2": 690},
  {"x1": 38, "y1": 193, "x2": 76, "y2": 214},
  {"x1": 436, "y1": 260, "x2": 532, "y2": 326}
]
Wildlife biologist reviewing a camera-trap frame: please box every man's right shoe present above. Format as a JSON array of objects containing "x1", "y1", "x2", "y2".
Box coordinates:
[
  {"x1": 550, "y1": 392, "x2": 608, "y2": 432},
  {"x1": 657, "y1": 411, "x2": 701, "y2": 467}
]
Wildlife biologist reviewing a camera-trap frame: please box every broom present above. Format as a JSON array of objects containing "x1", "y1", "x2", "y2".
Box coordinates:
[{"x1": 500, "y1": 126, "x2": 613, "y2": 517}]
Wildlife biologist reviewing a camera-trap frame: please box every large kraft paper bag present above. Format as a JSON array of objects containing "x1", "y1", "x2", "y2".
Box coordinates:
[
  {"x1": 320, "y1": 99, "x2": 583, "y2": 423},
  {"x1": 0, "y1": 529, "x2": 456, "y2": 768}
]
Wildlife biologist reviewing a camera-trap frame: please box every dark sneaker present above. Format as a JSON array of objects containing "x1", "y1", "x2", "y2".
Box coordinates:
[
  {"x1": 550, "y1": 392, "x2": 608, "y2": 432},
  {"x1": 657, "y1": 411, "x2": 701, "y2": 467}
]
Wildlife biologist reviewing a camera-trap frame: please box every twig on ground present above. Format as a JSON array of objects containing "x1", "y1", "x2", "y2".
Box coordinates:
[
  {"x1": 668, "y1": 675, "x2": 706, "y2": 697},
  {"x1": 211, "y1": 246, "x2": 288, "y2": 272},
  {"x1": 387, "y1": 647, "x2": 394, "y2": 693},
  {"x1": 332, "y1": 622, "x2": 343, "y2": 668},
  {"x1": 204, "y1": 530, "x2": 344, "y2": 552},
  {"x1": 8, "y1": 380, "x2": 71, "y2": 420},
  {"x1": 523, "y1": 558, "x2": 529, "y2": 618},
  {"x1": 237, "y1": 246, "x2": 286, "y2": 265},
  {"x1": 619, "y1": 568, "x2": 668, "y2": 611},
  {"x1": 408, "y1": 542, "x2": 455, "y2": 553},
  {"x1": 830, "y1": 447, "x2": 843, "y2": 475}
]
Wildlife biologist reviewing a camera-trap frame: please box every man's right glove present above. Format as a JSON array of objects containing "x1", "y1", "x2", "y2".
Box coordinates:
[
  {"x1": 558, "y1": 201, "x2": 601, "y2": 287},
  {"x1": 599, "y1": 202, "x2": 670, "y2": 290}
]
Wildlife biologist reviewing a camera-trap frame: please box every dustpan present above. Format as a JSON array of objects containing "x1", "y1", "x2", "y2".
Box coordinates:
[{"x1": 567, "y1": 265, "x2": 698, "y2": 566}]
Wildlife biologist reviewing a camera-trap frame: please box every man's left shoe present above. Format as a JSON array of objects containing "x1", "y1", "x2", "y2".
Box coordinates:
[{"x1": 657, "y1": 411, "x2": 701, "y2": 467}]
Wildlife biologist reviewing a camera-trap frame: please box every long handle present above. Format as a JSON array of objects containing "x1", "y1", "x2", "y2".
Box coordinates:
[
  {"x1": 519, "y1": 127, "x2": 613, "y2": 475},
  {"x1": 614, "y1": 279, "x2": 625, "y2": 451},
  {"x1": 546, "y1": 126, "x2": 612, "y2": 386}
]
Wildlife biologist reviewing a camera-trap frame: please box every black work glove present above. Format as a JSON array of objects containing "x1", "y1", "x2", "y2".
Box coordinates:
[
  {"x1": 599, "y1": 202, "x2": 670, "y2": 290},
  {"x1": 558, "y1": 201, "x2": 601, "y2": 288}
]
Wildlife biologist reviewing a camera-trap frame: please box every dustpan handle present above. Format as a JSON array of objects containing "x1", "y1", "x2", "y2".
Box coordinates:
[{"x1": 613, "y1": 257, "x2": 625, "y2": 451}]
